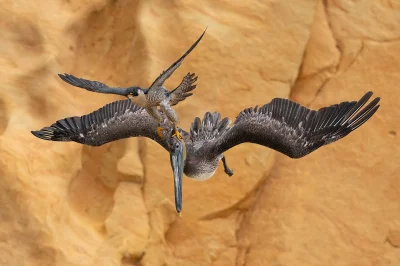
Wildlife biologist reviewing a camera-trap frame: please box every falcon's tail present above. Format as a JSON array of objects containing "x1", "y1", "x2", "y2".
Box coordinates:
[{"x1": 169, "y1": 72, "x2": 198, "y2": 106}]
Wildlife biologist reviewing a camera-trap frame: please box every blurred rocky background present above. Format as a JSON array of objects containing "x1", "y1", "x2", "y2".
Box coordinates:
[{"x1": 0, "y1": 0, "x2": 399, "y2": 265}]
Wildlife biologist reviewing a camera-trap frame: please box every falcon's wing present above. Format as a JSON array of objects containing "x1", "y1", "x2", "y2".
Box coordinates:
[
  {"x1": 169, "y1": 72, "x2": 198, "y2": 106},
  {"x1": 147, "y1": 28, "x2": 206, "y2": 93},
  {"x1": 31, "y1": 99, "x2": 174, "y2": 151},
  {"x1": 58, "y1": 73, "x2": 129, "y2": 96},
  {"x1": 198, "y1": 92, "x2": 380, "y2": 159}
]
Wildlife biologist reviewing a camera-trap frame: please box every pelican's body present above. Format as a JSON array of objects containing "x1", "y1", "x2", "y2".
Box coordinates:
[
  {"x1": 32, "y1": 92, "x2": 380, "y2": 213},
  {"x1": 58, "y1": 28, "x2": 207, "y2": 139}
]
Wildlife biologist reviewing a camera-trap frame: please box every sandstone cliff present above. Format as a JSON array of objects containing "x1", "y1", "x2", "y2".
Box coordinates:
[{"x1": 0, "y1": 0, "x2": 399, "y2": 265}]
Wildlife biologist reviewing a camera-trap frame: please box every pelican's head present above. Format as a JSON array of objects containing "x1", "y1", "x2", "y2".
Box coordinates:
[{"x1": 169, "y1": 135, "x2": 186, "y2": 213}]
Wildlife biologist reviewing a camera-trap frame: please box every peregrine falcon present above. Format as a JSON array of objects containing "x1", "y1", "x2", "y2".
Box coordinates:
[{"x1": 58, "y1": 28, "x2": 207, "y2": 140}]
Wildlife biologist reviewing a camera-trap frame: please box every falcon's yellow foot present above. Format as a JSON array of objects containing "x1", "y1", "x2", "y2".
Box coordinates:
[
  {"x1": 172, "y1": 128, "x2": 183, "y2": 140},
  {"x1": 157, "y1": 126, "x2": 166, "y2": 139}
]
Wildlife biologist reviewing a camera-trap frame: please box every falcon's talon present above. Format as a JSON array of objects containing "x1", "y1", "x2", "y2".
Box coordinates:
[
  {"x1": 157, "y1": 126, "x2": 166, "y2": 139},
  {"x1": 172, "y1": 129, "x2": 183, "y2": 140}
]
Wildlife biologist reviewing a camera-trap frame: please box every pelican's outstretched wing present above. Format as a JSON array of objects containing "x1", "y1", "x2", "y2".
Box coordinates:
[
  {"x1": 203, "y1": 92, "x2": 380, "y2": 159},
  {"x1": 147, "y1": 28, "x2": 206, "y2": 92},
  {"x1": 58, "y1": 73, "x2": 129, "y2": 96},
  {"x1": 31, "y1": 100, "x2": 173, "y2": 150},
  {"x1": 169, "y1": 72, "x2": 198, "y2": 106}
]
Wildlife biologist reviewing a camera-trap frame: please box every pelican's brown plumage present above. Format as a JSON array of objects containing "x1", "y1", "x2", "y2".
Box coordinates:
[{"x1": 32, "y1": 91, "x2": 380, "y2": 213}]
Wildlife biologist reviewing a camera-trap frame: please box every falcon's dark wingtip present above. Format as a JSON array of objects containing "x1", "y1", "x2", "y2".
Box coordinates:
[
  {"x1": 178, "y1": 26, "x2": 207, "y2": 64},
  {"x1": 58, "y1": 73, "x2": 67, "y2": 82},
  {"x1": 58, "y1": 73, "x2": 79, "y2": 87},
  {"x1": 58, "y1": 73, "x2": 70, "y2": 79}
]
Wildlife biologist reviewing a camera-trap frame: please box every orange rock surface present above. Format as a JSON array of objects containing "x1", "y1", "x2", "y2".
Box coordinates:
[{"x1": 0, "y1": 0, "x2": 399, "y2": 265}]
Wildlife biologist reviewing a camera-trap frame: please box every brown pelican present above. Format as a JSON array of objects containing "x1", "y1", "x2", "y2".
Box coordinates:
[
  {"x1": 58, "y1": 28, "x2": 207, "y2": 140},
  {"x1": 31, "y1": 91, "x2": 380, "y2": 213}
]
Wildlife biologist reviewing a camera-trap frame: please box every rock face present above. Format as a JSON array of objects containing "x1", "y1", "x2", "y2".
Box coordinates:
[{"x1": 0, "y1": 0, "x2": 399, "y2": 265}]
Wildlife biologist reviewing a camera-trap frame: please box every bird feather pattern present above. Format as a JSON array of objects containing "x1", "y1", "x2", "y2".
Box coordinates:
[{"x1": 208, "y1": 91, "x2": 379, "y2": 158}]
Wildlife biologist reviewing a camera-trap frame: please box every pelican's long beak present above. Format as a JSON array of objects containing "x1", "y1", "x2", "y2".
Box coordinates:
[{"x1": 170, "y1": 140, "x2": 185, "y2": 213}]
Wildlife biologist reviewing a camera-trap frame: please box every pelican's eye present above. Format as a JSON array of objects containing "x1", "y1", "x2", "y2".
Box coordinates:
[{"x1": 175, "y1": 143, "x2": 180, "y2": 149}]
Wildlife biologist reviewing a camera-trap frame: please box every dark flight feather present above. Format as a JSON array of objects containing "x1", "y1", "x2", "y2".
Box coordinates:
[
  {"x1": 209, "y1": 92, "x2": 380, "y2": 158},
  {"x1": 169, "y1": 72, "x2": 198, "y2": 106},
  {"x1": 147, "y1": 28, "x2": 206, "y2": 92},
  {"x1": 32, "y1": 92, "x2": 380, "y2": 161},
  {"x1": 58, "y1": 73, "x2": 130, "y2": 95},
  {"x1": 31, "y1": 100, "x2": 172, "y2": 150}
]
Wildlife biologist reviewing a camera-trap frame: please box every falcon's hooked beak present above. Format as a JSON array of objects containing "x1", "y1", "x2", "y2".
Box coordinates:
[
  {"x1": 126, "y1": 87, "x2": 140, "y2": 99},
  {"x1": 169, "y1": 137, "x2": 186, "y2": 213}
]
